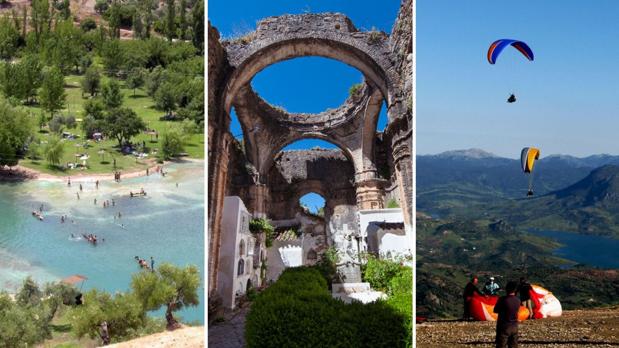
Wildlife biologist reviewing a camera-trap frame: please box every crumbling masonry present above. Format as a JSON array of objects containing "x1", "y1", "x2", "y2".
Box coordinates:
[{"x1": 208, "y1": 0, "x2": 412, "y2": 296}]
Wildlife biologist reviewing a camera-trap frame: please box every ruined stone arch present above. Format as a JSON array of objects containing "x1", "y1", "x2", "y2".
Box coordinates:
[
  {"x1": 232, "y1": 83, "x2": 383, "y2": 179},
  {"x1": 222, "y1": 14, "x2": 399, "y2": 116}
]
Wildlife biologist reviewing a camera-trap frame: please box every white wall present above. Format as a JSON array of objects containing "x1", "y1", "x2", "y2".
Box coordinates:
[
  {"x1": 217, "y1": 196, "x2": 258, "y2": 309},
  {"x1": 357, "y1": 208, "x2": 413, "y2": 260}
]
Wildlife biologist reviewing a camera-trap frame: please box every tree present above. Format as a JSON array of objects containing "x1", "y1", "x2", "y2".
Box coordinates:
[
  {"x1": 101, "y1": 39, "x2": 125, "y2": 73},
  {"x1": 106, "y1": 1, "x2": 122, "y2": 39},
  {"x1": 101, "y1": 79, "x2": 123, "y2": 109},
  {"x1": 126, "y1": 68, "x2": 145, "y2": 96},
  {"x1": 165, "y1": 0, "x2": 176, "y2": 42},
  {"x1": 55, "y1": 0, "x2": 71, "y2": 20},
  {"x1": 94, "y1": 0, "x2": 109, "y2": 15},
  {"x1": 30, "y1": 0, "x2": 51, "y2": 42},
  {"x1": 132, "y1": 12, "x2": 144, "y2": 39},
  {"x1": 154, "y1": 84, "x2": 176, "y2": 115},
  {"x1": 16, "y1": 277, "x2": 42, "y2": 307},
  {"x1": 72, "y1": 289, "x2": 145, "y2": 343},
  {"x1": 17, "y1": 54, "x2": 43, "y2": 104},
  {"x1": 178, "y1": 0, "x2": 187, "y2": 40},
  {"x1": 160, "y1": 128, "x2": 185, "y2": 160},
  {"x1": 0, "y1": 100, "x2": 32, "y2": 166},
  {"x1": 48, "y1": 115, "x2": 65, "y2": 134},
  {"x1": 39, "y1": 67, "x2": 66, "y2": 116},
  {"x1": 81, "y1": 67, "x2": 101, "y2": 97},
  {"x1": 44, "y1": 136, "x2": 64, "y2": 167},
  {"x1": 0, "y1": 62, "x2": 21, "y2": 100},
  {"x1": 83, "y1": 98, "x2": 106, "y2": 119},
  {"x1": 0, "y1": 15, "x2": 20, "y2": 59},
  {"x1": 80, "y1": 18, "x2": 98, "y2": 32},
  {"x1": 131, "y1": 263, "x2": 200, "y2": 329},
  {"x1": 103, "y1": 107, "x2": 145, "y2": 147},
  {"x1": 191, "y1": 0, "x2": 204, "y2": 52}
]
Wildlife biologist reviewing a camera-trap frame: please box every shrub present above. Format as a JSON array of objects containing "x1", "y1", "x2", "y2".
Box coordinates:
[
  {"x1": 246, "y1": 267, "x2": 408, "y2": 348},
  {"x1": 387, "y1": 198, "x2": 400, "y2": 208},
  {"x1": 349, "y1": 83, "x2": 363, "y2": 97},
  {"x1": 387, "y1": 267, "x2": 413, "y2": 348},
  {"x1": 363, "y1": 256, "x2": 403, "y2": 291},
  {"x1": 249, "y1": 218, "x2": 274, "y2": 247}
]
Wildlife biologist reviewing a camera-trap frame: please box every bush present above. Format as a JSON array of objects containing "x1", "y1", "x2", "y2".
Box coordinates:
[
  {"x1": 245, "y1": 267, "x2": 409, "y2": 348},
  {"x1": 80, "y1": 18, "x2": 97, "y2": 32},
  {"x1": 363, "y1": 256, "x2": 403, "y2": 291},
  {"x1": 349, "y1": 83, "x2": 363, "y2": 97},
  {"x1": 249, "y1": 218, "x2": 274, "y2": 247},
  {"x1": 386, "y1": 268, "x2": 413, "y2": 348},
  {"x1": 387, "y1": 198, "x2": 400, "y2": 208}
]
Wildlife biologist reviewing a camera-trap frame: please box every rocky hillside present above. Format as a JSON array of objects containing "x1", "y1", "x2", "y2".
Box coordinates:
[{"x1": 417, "y1": 307, "x2": 619, "y2": 347}]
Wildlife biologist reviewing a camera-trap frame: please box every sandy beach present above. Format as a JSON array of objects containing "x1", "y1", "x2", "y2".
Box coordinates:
[{"x1": 0, "y1": 158, "x2": 203, "y2": 183}]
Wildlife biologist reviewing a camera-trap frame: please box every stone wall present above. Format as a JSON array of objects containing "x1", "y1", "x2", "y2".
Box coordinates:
[{"x1": 267, "y1": 149, "x2": 356, "y2": 220}]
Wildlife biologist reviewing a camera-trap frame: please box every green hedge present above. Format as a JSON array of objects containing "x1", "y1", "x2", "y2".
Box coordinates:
[{"x1": 245, "y1": 267, "x2": 409, "y2": 348}]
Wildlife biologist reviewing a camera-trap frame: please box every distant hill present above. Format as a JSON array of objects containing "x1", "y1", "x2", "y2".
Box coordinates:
[
  {"x1": 493, "y1": 165, "x2": 619, "y2": 236},
  {"x1": 416, "y1": 216, "x2": 619, "y2": 319},
  {"x1": 417, "y1": 149, "x2": 619, "y2": 215}
]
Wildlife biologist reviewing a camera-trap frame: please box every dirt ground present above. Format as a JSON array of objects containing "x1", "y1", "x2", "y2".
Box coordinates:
[
  {"x1": 417, "y1": 307, "x2": 619, "y2": 347},
  {"x1": 107, "y1": 326, "x2": 204, "y2": 348}
]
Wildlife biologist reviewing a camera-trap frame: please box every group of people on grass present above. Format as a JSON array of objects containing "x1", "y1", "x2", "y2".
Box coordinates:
[{"x1": 463, "y1": 275, "x2": 536, "y2": 348}]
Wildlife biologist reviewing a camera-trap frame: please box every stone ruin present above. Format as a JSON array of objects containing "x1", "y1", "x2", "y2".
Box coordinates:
[{"x1": 208, "y1": 0, "x2": 412, "y2": 302}]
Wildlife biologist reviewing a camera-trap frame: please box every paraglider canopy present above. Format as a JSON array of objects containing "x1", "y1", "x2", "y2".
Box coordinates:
[
  {"x1": 487, "y1": 39, "x2": 534, "y2": 65},
  {"x1": 521, "y1": 147, "x2": 540, "y2": 196},
  {"x1": 521, "y1": 147, "x2": 540, "y2": 173}
]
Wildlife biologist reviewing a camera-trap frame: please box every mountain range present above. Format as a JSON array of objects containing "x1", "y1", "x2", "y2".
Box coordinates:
[{"x1": 417, "y1": 149, "x2": 619, "y2": 236}]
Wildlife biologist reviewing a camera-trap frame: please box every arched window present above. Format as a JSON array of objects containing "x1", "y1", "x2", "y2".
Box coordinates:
[
  {"x1": 246, "y1": 279, "x2": 252, "y2": 291},
  {"x1": 239, "y1": 239, "x2": 245, "y2": 257},
  {"x1": 299, "y1": 192, "x2": 326, "y2": 216},
  {"x1": 237, "y1": 259, "x2": 245, "y2": 276}
]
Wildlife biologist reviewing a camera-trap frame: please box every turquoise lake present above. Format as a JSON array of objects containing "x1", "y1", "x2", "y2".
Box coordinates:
[
  {"x1": 529, "y1": 229, "x2": 619, "y2": 269},
  {"x1": 0, "y1": 161, "x2": 204, "y2": 323}
]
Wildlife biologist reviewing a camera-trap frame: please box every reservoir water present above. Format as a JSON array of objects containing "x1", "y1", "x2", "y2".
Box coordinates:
[
  {"x1": 0, "y1": 161, "x2": 204, "y2": 323},
  {"x1": 529, "y1": 229, "x2": 619, "y2": 269}
]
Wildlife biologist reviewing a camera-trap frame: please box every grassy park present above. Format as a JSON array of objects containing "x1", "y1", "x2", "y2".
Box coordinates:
[{"x1": 18, "y1": 72, "x2": 204, "y2": 176}]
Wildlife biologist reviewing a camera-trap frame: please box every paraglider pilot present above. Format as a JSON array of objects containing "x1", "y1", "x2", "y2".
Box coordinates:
[
  {"x1": 484, "y1": 276, "x2": 501, "y2": 296},
  {"x1": 493, "y1": 280, "x2": 521, "y2": 348},
  {"x1": 507, "y1": 94, "x2": 516, "y2": 103},
  {"x1": 463, "y1": 275, "x2": 484, "y2": 321}
]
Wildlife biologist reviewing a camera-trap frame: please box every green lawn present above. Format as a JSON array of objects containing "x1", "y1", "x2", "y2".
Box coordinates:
[{"x1": 19, "y1": 73, "x2": 203, "y2": 176}]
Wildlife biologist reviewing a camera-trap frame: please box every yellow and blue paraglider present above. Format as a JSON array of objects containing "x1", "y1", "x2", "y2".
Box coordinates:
[
  {"x1": 487, "y1": 39, "x2": 534, "y2": 103},
  {"x1": 521, "y1": 147, "x2": 540, "y2": 196}
]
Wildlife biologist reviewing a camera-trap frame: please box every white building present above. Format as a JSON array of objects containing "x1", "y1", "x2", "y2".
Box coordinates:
[
  {"x1": 217, "y1": 196, "x2": 261, "y2": 309},
  {"x1": 357, "y1": 208, "x2": 412, "y2": 260}
]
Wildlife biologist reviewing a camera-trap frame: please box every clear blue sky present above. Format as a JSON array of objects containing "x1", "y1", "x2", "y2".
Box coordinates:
[
  {"x1": 417, "y1": 1, "x2": 619, "y2": 158},
  {"x1": 210, "y1": 0, "x2": 400, "y2": 207}
]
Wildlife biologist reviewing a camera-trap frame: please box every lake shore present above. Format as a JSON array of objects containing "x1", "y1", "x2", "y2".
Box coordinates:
[{"x1": 0, "y1": 158, "x2": 203, "y2": 183}]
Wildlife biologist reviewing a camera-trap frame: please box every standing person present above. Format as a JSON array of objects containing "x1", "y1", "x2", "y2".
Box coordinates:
[
  {"x1": 76, "y1": 192, "x2": 80, "y2": 200},
  {"x1": 79, "y1": 183, "x2": 83, "y2": 192},
  {"x1": 99, "y1": 321, "x2": 110, "y2": 345},
  {"x1": 462, "y1": 275, "x2": 483, "y2": 320},
  {"x1": 493, "y1": 281, "x2": 520, "y2": 348},
  {"x1": 518, "y1": 277, "x2": 534, "y2": 319},
  {"x1": 150, "y1": 256, "x2": 155, "y2": 271},
  {"x1": 96, "y1": 180, "x2": 99, "y2": 189},
  {"x1": 94, "y1": 198, "x2": 97, "y2": 205},
  {"x1": 67, "y1": 177, "x2": 71, "y2": 187},
  {"x1": 485, "y1": 277, "x2": 501, "y2": 295}
]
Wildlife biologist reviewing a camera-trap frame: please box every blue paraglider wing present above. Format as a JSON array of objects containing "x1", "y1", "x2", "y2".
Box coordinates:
[{"x1": 487, "y1": 39, "x2": 534, "y2": 64}]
